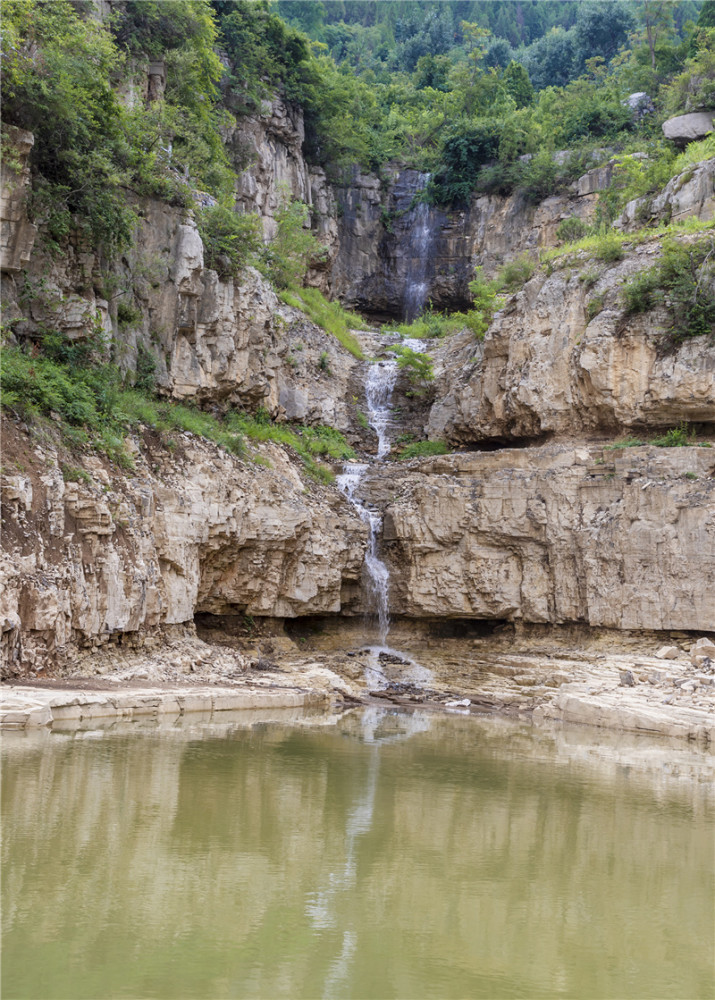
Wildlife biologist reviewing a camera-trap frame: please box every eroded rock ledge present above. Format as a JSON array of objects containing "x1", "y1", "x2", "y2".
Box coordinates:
[{"x1": 379, "y1": 445, "x2": 715, "y2": 631}]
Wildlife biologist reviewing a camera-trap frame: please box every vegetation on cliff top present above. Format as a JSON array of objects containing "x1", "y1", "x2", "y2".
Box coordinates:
[{"x1": 3, "y1": 0, "x2": 714, "y2": 259}]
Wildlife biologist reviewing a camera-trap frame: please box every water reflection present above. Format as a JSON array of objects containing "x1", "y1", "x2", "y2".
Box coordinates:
[{"x1": 2, "y1": 709, "x2": 713, "y2": 1000}]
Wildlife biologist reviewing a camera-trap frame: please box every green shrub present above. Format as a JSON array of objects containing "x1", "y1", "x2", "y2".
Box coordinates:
[
  {"x1": 467, "y1": 268, "x2": 503, "y2": 339},
  {"x1": 197, "y1": 205, "x2": 262, "y2": 278},
  {"x1": 393, "y1": 346, "x2": 434, "y2": 384},
  {"x1": 595, "y1": 231, "x2": 625, "y2": 262},
  {"x1": 261, "y1": 196, "x2": 326, "y2": 289},
  {"x1": 621, "y1": 268, "x2": 660, "y2": 315},
  {"x1": 651, "y1": 423, "x2": 694, "y2": 447},
  {"x1": 497, "y1": 253, "x2": 536, "y2": 292},
  {"x1": 557, "y1": 216, "x2": 588, "y2": 243},
  {"x1": 116, "y1": 301, "x2": 142, "y2": 328},
  {"x1": 134, "y1": 345, "x2": 157, "y2": 393},
  {"x1": 621, "y1": 236, "x2": 715, "y2": 341},
  {"x1": 586, "y1": 292, "x2": 605, "y2": 322},
  {"x1": 399, "y1": 440, "x2": 449, "y2": 460}
]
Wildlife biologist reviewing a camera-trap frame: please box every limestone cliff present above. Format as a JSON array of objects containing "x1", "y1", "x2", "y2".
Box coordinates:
[
  {"x1": 1, "y1": 421, "x2": 365, "y2": 674},
  {"x1": 2, "y1": 108, "x2": 714, "y2": 677},
  {"x1": 378, "y1": 445, "x2": 715, "y2": 630},
  {"x1": 428, "y1": 238, "x2": 715, "y2": 446}
]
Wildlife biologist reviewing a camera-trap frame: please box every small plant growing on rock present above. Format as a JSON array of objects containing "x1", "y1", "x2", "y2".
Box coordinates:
[
  {"x1": 497, "y1": 253, "x2": 535, "y2": 292},
  {"x1": 595, "y1": 231, "x2": 625, "y2": 263},
  {"x1": 557, "y1": 216, "x2": 588, "y2": 243},
  {"x1": 318, "y1": 350, "x2": 331, "y2": 374},
  {"x1": 393, "y1": 345, "x2": 434, "y2": 384},
  {"x1": 586, "y1": 292, "x2": 605, "y2": 322},
  {"x1": 651, "y1": 423, "x2": 694, "y2": 447}
]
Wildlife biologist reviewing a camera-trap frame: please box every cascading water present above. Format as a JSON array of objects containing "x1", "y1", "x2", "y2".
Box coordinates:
[
  {"x1": 402, "y1": 175, "x2": 435, "y2": 322},
  {"x1": 336, "y1": 337, "x2": 433, "y2": 689}
]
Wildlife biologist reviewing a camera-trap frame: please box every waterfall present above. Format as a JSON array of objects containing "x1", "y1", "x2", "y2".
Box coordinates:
[
  {"x1": 402, "y1": 175, "x2": 434, "y2": 322},
  {"x1": 336, "y1": 338, "x2": 430, "y2": 671}
]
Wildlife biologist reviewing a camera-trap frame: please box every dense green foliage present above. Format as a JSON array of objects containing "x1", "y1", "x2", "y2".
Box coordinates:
[
  {"x1": 3, "y1": 0, "x2": 711, "y2": 250},
  {"x1": 393, "y1": 345, "x2": 434, "y2": 384},
  {"x1": 196, "y1": 205, "x2": 262, "y2": 277}
]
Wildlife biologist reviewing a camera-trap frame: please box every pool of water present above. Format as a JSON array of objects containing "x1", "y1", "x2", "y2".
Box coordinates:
[{"x1": 2, "y1": 708, "x2": 713, "y2": 999}]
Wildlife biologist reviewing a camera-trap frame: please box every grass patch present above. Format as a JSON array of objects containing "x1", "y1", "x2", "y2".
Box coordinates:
[
  {"x1": 399, "y1": 439, "x2": 449, "y2": 460},
  {"x1": 1, "y1": 333, "x2": 353, "y2": 482},
  {"x1": 540, "y1": 215, "x2": 715, "y2": 269},
  {"x1": 395, "y1": 309, "x2": 468, "y2": 340},
  {"x1": 605, "y1": 424, "x2": 711, "y2": 450},
  {"x1": 279, "y1": 286, "x2": 368, "y2": 359},
  {"x1": 226, "y1": 412, "x2": 354, "y2": 483}
]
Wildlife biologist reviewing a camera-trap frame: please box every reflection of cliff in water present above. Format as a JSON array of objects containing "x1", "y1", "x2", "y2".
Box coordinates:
[{"x1": 2, "y1": 712, "x2": 713, "y2": 1000}]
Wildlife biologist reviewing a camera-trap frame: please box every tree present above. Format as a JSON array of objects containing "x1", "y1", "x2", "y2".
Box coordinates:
[
  {"x1": 503, "y1": 61, "x2": 534, "y2": 108},
  {"x1": 697, "y1": 0, "x2": 715, "y2": 27},
  {"x1": 639, "y1": 0, "x2": 675, "y2": 70},
  {"x1": 573, "y1": 1, "x2": 635, "y2": 70}
]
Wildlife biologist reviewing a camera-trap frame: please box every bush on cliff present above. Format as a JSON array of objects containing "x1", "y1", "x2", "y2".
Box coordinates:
[{"x1": 621, "y1": 235, "x2": 715, "y2": 342}]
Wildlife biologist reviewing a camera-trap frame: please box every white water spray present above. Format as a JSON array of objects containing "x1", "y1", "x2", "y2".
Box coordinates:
[
  {"x1": 403, "y1": 175, "x2": 434, "y2": 321},
  {"x1": 337, "y1": 339, "x2": 432, "y2": 689}
]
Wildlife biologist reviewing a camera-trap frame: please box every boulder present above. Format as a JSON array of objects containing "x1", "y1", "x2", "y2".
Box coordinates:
[
  {"x1": 662, "y1": 112, "x2": 714, "y2": 146},
  {"x1": 655, "y1": 645, "x2": 681, "y2": 659},
  {"x1": 690, "y1": 637, "x2": 715, "y2": 664},
  {"x1": 625, "y1": 92, "x2": 655, "y2": 121}
]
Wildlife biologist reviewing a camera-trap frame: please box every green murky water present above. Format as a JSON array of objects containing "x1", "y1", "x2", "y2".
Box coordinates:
[{"x1": 2, "y1": 708, "x2": 713, "y2": 1000}]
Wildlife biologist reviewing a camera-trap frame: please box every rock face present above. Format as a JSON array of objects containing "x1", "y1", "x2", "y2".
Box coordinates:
[
  {"x1": 428, "y1": 240, "x2": 715, "y2": 445},
  {"x1": 662, "y1": 112, "x2": 714, "y2": 146},
  {"x1": 1, "y1": 197, "x2": 362, "y2": 429},
  {"x1": 331, "y1": 167, "x2": 600, "y2": 317},
  {"x1": 0, "y1": 126, "x2": 38, "y2": 273},
  {"x1": 618, "y1": 157, "x2": 715, "y2": 230},
  {"x1": 379, "y1": 445, "x2": 715, "y2": 631},
  {"x1": 0, "y1": 425, "x2": 366, "y2": 673},
  {"x1": 230, "y1": 95, "x2": 339, "y2": 288}
]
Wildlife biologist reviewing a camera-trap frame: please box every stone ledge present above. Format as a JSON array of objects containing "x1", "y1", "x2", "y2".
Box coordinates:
[
  {"x1": 0, "y1": 685, "x2": 325, "y2": 729},
  {"x1": 535, "y1": 690, "x2": 715, "y2": 743}
]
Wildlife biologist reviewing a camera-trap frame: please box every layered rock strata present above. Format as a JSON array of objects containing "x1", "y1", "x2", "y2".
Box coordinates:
[
  {"x1": 428, "y1": 239, "x2": 715, "y2": 445},
  {"x1": 1, "y1": 424, "x2": 366, "y2": 674},
  {"x1": 378, "y1": 445, "x2": 715, "y2": 631}
]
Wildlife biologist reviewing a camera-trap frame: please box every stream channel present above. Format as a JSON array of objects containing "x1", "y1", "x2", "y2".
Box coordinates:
[{"x1": 337, "y1": 336, "x2": 433, "y2": 693}]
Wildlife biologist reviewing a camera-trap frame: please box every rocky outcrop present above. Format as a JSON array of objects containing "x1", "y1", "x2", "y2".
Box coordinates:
[
  {"x1": 331, "y1": 166, "x2": 602, "y2": 317},
  {"x1": 378, "y1": 445, "x2": 715, "y2": 631},
  {"x1": 1, "y1": 196, "x2": 362, "y2": 428},
  {"x1": 230, "y1": 95, "x2": 338, "y2": 288},
  {"x1": 428, "y1": 239, "x2": 715, "y2": 445},
  {"x1": 0, "y1": 126, "x2": 38, "y2": 273},
  {"x1": 0, "y1": 422, "x2": 366, "y2": 674},
  {"x1": 617, "y1": 157, "x2": 715, "y2": 230},
  {"x1": 662, "y1": 111, "x2": 714, "y2": 146}
]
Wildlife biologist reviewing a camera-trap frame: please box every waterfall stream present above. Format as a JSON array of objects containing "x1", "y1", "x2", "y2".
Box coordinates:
[
  {"x1": 402, "y1": 175, "x2": 434, "y2": 321},
  {"x1": 336, "y1": 337, "x2": 433, "y2": 689}
]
